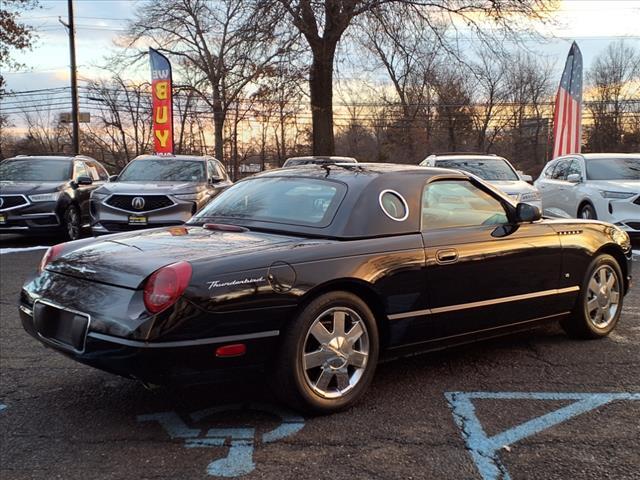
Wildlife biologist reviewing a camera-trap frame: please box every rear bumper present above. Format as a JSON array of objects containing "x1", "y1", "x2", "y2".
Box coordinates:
[{"x1": 20, "y1": 302, "x2": 279, "y2": 385}]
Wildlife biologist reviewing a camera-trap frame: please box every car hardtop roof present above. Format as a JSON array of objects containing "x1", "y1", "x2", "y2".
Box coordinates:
[
  {"x1": 131, "y1": 154, "x2": 217, "y2": 162},
  {"x1": 577, "y1": 153, "x2": 640, "y2": 160},
  {"x1": 285, "y1": 155, "x2": 358, "y2": 163},
  {"x1": 427, "y1": 153, "x2": 508, "y2": 162},
  {"x1": 254, "y1": 162, "x2": 465, "y2": 182},
  {"x1": 3, "y1": 154, "x2": 96, "y2": 162}
]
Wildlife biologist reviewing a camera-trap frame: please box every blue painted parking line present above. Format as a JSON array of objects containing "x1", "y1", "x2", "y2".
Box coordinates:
[
  {"x1": 0, "y1": 404, "x2": 6, "y2": 412},
  {"x1": 446, "y1": 391, "x2": 640, "y2": 480},
  {"x1": 138, "y1": 403, "x2": 305, "y2": 477}
]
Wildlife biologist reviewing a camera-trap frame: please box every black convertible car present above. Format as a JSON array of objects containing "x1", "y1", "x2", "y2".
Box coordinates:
[{"x1": 20, "y1": 164, "x2": 632, "y2": 413}]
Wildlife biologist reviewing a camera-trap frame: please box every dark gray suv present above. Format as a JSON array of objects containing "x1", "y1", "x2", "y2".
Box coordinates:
[{"x1": 91, "y1": 155, "x2": 231, "y2": 234}]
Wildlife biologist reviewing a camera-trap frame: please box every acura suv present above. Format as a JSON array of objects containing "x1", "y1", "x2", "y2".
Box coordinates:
[
  {"x1": 419, "y1": 154, "x2": 542, "y2": 210},
  {"x1": 0, "y1": 155, "x2": 108, "y2": 240},
  {"x1": 535, "y1": 153, "x2": 640, "y2": 239},
  {"x1": 91, "y1": 154, "x2": 232, "y2": 234}
]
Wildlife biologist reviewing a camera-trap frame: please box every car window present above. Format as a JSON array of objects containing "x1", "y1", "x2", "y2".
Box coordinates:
[
  {"x1": 422, "y1": 180, "x2": 509, "y2": 230},
  {"x1": 216, "y1": 160, "x2": 228, "y2": 179},
  {"x1": 585, "y1": 157, "x2": 640, "y2": 180},
  {"x1": 84, "y1": 162, "x2": 103, "y2": 181},
  {"x1": 566, "y1": 159, "x2": 582, "y2": 179},
  {"x1": 74, "y1": 161, "x2": 88, "y2": 179},
  {"x1": 551, "y1": 159, "x2": 570, "y2": 180},
  {"x1": 433, "y1": 158, "x2": 519, "y2": 181},
  {"x1": 89, "y1": 161, "x2": 109, "y2": 181},
  {"x1": 541, "y1": 161, "x2": 556, "y2": 179},
  {"x1": 192, "y1": 177, "x2": 346, "y2": 228},
  {"x1": 118, "y1": 159, "x2": 205, "y2": 182}
]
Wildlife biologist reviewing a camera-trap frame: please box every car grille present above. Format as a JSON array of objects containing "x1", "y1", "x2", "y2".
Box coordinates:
[
  {"x1": 0, "y1": 195, "x2": 28, "y2": 210},
  {"x1": 626, "y1": 222, "x2": 640, "y2": 230},
  {"x1": 633, "y1": 195, "x2": 640, "y2": 206},
  {"x1": 105, "y1": 195, "x2": 173, "y2": 212},
  {"x1": 99, "y1": 221, "x2": 183, "y2": 232}
]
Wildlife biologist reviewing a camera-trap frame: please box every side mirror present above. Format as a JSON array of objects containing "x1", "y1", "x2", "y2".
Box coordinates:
[
  {"x1": 516, "y1": 202, "x2": 541, "y2": 223},
  {"x1": 75, "y1": 175, "x2": 93, "y2": 186},
  {"x1": 108, "y1": 175, "x2": 119, "y2": 182},
  {"x1": 520, "y1": 174, "x2": 533, "y2": 184},
  {"x1": 567, "y1": 173, "x2": 582, "y2": 183}
]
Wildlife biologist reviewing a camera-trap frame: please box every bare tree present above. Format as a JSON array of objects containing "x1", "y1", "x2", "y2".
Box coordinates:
[
  {"x1": 275, "y1": 0, "x2": 553, "y2": 156},
  {"x1": 586, "y1": 40, "x2": 640, "y2": 152},
  {"x1": 127, "y1": 0, "x2": 297, "y2": 162}
]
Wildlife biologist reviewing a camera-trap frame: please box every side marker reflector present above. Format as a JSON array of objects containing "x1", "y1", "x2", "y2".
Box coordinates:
[{"x1": 215, "y1": 344, "x2": 246, "y2": 358}]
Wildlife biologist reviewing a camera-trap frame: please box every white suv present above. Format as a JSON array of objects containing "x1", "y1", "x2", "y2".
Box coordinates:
[
  {"x1": 535, "y1": 153, "x2": 640, "y2": 239},
  {"x1": 420, "y1": 154, "x2": 542, "y2": 210}
]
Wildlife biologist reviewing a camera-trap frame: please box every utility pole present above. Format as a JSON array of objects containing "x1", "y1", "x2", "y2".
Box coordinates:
[{"x1": 59, "y1": 0, "x2": 80, "y2": 154}]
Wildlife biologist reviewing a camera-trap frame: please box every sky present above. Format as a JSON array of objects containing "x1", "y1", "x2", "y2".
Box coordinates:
[{"x1": 3, "y1": 0, "x2": 640, "y2": 95}]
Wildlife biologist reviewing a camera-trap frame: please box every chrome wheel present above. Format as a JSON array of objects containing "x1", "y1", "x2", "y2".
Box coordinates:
[
  {"x1": 302, "y1": 307, "x2": 370, "y2": 399},
  {"x1": 586, "y1": 265, "x2": 620, "y2": 329},
  {"x1": 65, "y1": 207, "x2": 80, "y2": 240}
]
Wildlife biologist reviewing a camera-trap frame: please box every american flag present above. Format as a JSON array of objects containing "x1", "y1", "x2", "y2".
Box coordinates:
[{"x1": 552, "y1": 42, "x2": 583, "y2": 158}]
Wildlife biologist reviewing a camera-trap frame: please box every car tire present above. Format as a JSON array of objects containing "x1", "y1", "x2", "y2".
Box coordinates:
[
  {"x1": 64, "y1": 205, "x2": 81, "y2": 241},
  {"x1": 272, "y1": 291, "x2": 379, "y2": 414},
  {"x1": 561, "y1": 254, "x2": 624, "y2": 339},
  {"x1": 578, "y1": 203, "x2": 597, "y2": 220}
]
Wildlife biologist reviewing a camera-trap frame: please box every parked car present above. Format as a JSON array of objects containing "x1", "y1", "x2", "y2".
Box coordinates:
[
  {"x1": 420, "y1": 153, "x2": 542, "y2": 211},
  {"x1": 282, "y1": 156, "x2": 357, "y2": 168},
  {"x1": 0, "y1": 155, "x2": 108, "y2": 240},
  {"x1": 534, "y1": 153, "x2": 640, "y2": 240},
  {"x1": 21, "y1": 163, "x2": 632, "y2": 413},
  {"x1": 91, "y1": 154, "x2": 232, "y2": 234}
]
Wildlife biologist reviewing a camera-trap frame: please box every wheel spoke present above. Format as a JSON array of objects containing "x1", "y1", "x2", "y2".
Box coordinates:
[
  {"x1": 606, "y1": 274, "x2": 615, "y2": 289},
  {"x1": 315, "y1": 368, "x2": 333, "y2": 391},
  {"x1": 332, "y1": 311, "x2": 346, "y2": 336},
  {"x1": 309, "y1": 322, "x2": 333, "y2": 345},
  {"x1": 588, "y1": 278, "x2": 599, "y2": 294},
  {"x1": 587, "y1": 297, "x2": 599, "y2": 313},
  {"x1": 335, "y1": 369, "x2": 349, "y2": 390},
  {"x1": 598, "y1": 268, "x2": 606, "y2": 286},
  {"x1": 304, "y1": 349, "x2": 333, "y2": 370},
  {"x1": 346, "y1": 322, "x2": 364, "y2": 345},
  {"x1": 349, "y1": 350, "x2": 367, "y2": 368},
  {"x1": 610, "y1": 291, "x2": 620, "y2": 304},
  {"x1": 601, "y1": 307, "x2": 610, "y2": 323}
]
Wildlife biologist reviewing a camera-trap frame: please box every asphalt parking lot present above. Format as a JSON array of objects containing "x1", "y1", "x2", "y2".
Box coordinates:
[{"x1": 1, "y1": 235, "x2": 639, "y2": 480}]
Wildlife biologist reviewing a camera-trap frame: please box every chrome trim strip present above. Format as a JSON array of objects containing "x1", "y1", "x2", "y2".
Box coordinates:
[
  {"x1": 19, "y1": 305, "x2": 33, "y2": 316},
  {"x1": 0, "y1": 226, "x2": 29, "y2": 230},
  {"x1": 32, "y1": 298, "x2": 91, "y2": 354},
  {"x1": 102, "y1": 193, "x2": 177, "y2": 214},
  {"x1": 87, "y1": 330, "x2": 280, "y2": 349},
  {"x1": 0, "y1": 194, "x2": 30, "y2": 211},
  {"x1": 387, "y1": 286, "x2": 580, "y2": 320}
]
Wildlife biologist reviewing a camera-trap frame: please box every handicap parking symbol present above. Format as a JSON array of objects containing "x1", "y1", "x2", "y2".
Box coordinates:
[
  {"x1": 445, "y1": 391, "x2": 640, "y2": 480},
  {"x1": 138, "y1": 403, "x2": 305, "y2": 477}
]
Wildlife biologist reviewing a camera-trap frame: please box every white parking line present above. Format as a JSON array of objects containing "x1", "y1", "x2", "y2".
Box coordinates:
[{"x1": 0, "y1": 246, "x2": 49, "y2": 255}]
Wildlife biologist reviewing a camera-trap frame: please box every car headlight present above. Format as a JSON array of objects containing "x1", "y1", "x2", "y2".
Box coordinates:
[
  {"x1": 599, "y1": 190, "x2": 635, "y2": 199},
  {"x1": 29, "y1": 192, "x2": 61, "y2": 202},
  {"x1": 519, "y1": 191, "x2": 541, "y2": 202},
  {"x1": 91, "y1": 191, "x2": 108, "y2": 200},
  {"x1": 173, "y1": 193, "x2": 199, "y2": 201},
  {"x1": 611, "y1": 226, "x2": 631, "y2": 249}
]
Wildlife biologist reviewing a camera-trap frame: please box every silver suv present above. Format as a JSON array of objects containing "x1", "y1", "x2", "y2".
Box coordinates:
[{"x1": 91, "y1": 154, "x2": 232, "y2": 234}]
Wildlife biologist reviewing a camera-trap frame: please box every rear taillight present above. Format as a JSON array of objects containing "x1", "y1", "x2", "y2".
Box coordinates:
[
  {"x1": 143, "y1": 261, "x2": 192, "y2": 313},
  {"x1": 38, "y1": 244, "x2": 65, "y2": 273}
]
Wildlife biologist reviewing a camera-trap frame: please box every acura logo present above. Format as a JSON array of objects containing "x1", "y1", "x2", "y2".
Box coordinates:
[{"x1": 132, "y1": 197, "x2": 146, "y2": 210}]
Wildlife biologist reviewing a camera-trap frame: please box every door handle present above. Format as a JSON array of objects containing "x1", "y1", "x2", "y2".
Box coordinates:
[{"x1": 436, "y1": 249, "x2": 458, "y2": 264}]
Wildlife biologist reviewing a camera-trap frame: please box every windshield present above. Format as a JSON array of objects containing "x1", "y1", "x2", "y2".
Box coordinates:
[
  {"x1": 434, "y1": 158, "x2": 519, "y2": 181},
  {"x1": 118, "y1": 159, "x2": 205, "y2": 182},
  {"x1": 191, "y1": 177, "x2": 346, "y2": 228},
  {"x1": 0, "y1": 159, "x2": 72, "y2": 182},
  {"x1": 586, "y1": 158, "x2": 640, "y2": 180}
]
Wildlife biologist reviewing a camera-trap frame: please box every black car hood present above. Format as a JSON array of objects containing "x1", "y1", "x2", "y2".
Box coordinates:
[
  {"x1": 46, "y1": 226, "x2": 302, "y2": 288},
  {"x1": 0, "y1": 181, "x2": 64, "y2": 194}
]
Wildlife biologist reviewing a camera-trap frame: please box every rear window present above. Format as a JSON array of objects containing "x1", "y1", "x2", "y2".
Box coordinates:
[
  {"x1": 0, "y1": 159, "x2": 72, "y2": 182},
  {"x1": 118, "y1": 159, "x2": 205, "y2": 182},
  {"x1": 434, "y1": 158, "x2": 519, "y2": 181},
  {"x1": 192, "y1": 177, "x2": 346, "y2": 228}
]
